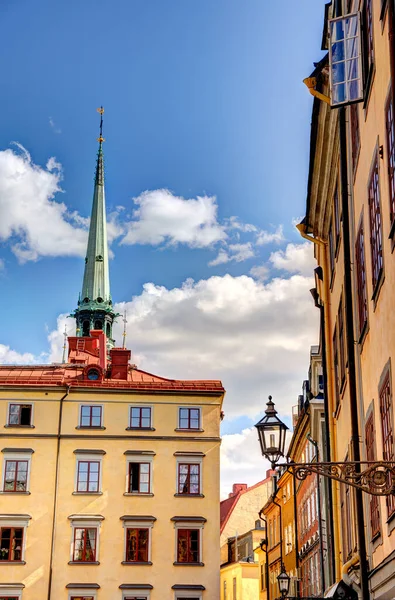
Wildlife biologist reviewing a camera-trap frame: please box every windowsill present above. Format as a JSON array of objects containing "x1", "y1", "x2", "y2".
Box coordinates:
[
  {"x1": 0, "y1": 560, "x2": 26, "y2": 565},
  {"x1": 173, "y1": 561, "x2": 204, "y2": 567},
  {"x1": 126, "y1": 427, "x2": 156, "y2": 431},
  {"x1": 358, "y1": 320, "x2": 369, "y2": 352},
  {"x1": 175, "y1": 428, "x2": 204, "y2": 433},
  {"x1": 372, "y1": 269, "x2": 385, "y2": 309},
  {"x1": 363, "y1": 63, "x2": 376, "y2": 114},
  {"x1": 380, "y1": 0, "x2": 388, "y2": 23},
  {"x1": 124, "y1": 492, "x2": 154, "y2": 497},
  {"x1": 371, "y1": 531, "x2": 381, "y2": 543},
  {"x1": 0, "y1": 491, "x2": 31, "y2": 495},
  {"x1": 121, "y1": 561, "x2": 153, "y2": 566},
  {"x1": 68, "y1": 561, "x2": 100, "y2": 565},
  {"x1": 76, "y1": 426, "x2": 106, "y2": 430},
  {"x1": 4, "y1": 424, "x2": 35, "y2": 428},
  {"x1": 174, "y1": 493, "x2": 205, "y2": 498},
  {"x1": 72, "y1": 491, "x2": 103, "y2": 496},
  {"x1": 386, "y1": 510, "x2": 395, "y2": 525}
]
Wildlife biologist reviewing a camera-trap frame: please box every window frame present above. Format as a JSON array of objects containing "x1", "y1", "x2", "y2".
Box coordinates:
[
  {"x1": 7, "y1": 403, "x2": 33, "y2": 427},
  {"x1": 0, "y1": 585, "x2": 24, "y2": 600},
  {"x1": 125, "y1": 452, "x2": 154, "y2": 495},
  {"x1": 385, "y1": 92, "x2": 395, "y2": 233},
  {"x1": 350, "y1": 101, "x2": 361, "y2": 173},
  {"x1": 368, "y1": 150, "x2": 384, "y2": 295},
  {"x1": 176, "y1": 528, "x2": 200, "y2": 564},
  {"x1": 68, "y1": 514, "x2": 104, "y2": 565},
  {"x1": 355, "y1": 217, "x2": 368, "y2": 339},
  {"x1": 0, "y1": 515, "x2": 31, "y2": 564},
  {"x1": 121, "y1": 516, "x2": 155, "y2": 565},
  {"x1": 379, "y1": 367, "x2": 395, "y2": 518},
  {"x1": 76, "y1": 460, "x2": 100, "y2": 493},
  {"x1": 175, "y1": 453, "x2": 204, "y2": 496},
  {"x1": 67, "y1": 590, "x2": 97, "y2": 600},
  {"x1": 172, "y1": 518, "x2": 205, "y2": 565},
  {"x1": 128, "y1": 462, "x2": 151, "y2": 495},
  {"x1": 338, "y1": 295, "x2": 346, "y2": 389},
  {"x1": 72, "y1": 527, "x2": 98, "y2": 563},
  {"x1": 365, "y1": 412, "x2": 381, "y2": 538},
  {"x1": 177, "y1": 463, "x2": 201, "y2": 495},
  {"x1": 78, "y1": 404, "x2": 104, "y2": 428},
  {"x1": 177, "y1": 407, "x2": 201, "y2": 431},
  {"x1": 1, "y1": 449, "x2": 33, "y2": 494},
  {"x1": 128, "y1": 406, "x2": 153, "y2": 430},
  {"x1": 73, "y1": 452, "x2": 104, "y2": 495}
]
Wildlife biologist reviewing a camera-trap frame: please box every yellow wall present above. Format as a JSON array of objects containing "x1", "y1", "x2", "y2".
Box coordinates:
[
  {"x1": 220, "y1": 561, "x2": 259, "y2": 600},
  {"x1": 0, "y1": 386, "x2": 223, "y2": 599}
]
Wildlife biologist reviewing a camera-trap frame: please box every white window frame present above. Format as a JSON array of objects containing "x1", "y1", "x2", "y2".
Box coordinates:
[
  {"x1": 7, "y1": 402, "x2": 34, "y2": 427},
  {"x1": 1, "y1": 449, "x2": 33, "y2": 493},
  {"x1": 68, "y1": 514, "x2": 104, "y2": 563},
  {"x1": 0, "y1": 583, "x2": 24, "y2": 599},
  {"x1": 122, "y1": 517, "x2": 155, "y2": 563},
  {"x1": 177, "y1": 406, "x2": 202, "y2": 430},
  {"x1": 68, "y1": 589, "x2": 98, "y2": 600},
  {"x1": 0, "y1": 514, "x2": 31, "y2": 562},
  {"x1": 175, "y1": 453, "x2": 203, "y2": 496},
  {"x1": 125, "y1": 453, "x2": 154, "y2": 495},
  {"x1": 128, "y1": 404, "x2": 153, "y2": 429},
  {"x1": 78, "y1": 403, "x2": 104, "y2": 428},
  {"x1": 174, "y1": 593, "x2": 203, "y2": 600},
  {"x1": 173, "y1": 519, "x2": 205, "y2": 564},
  {"x1": 74, "y1": 452, "x2": 104, "y2": 494},
  {"x1": 328, "y1": 12, "x2": 363, "y2": 107},
  {"x1": 122, "y1": 592, "x2": 151, "y2": 600}
]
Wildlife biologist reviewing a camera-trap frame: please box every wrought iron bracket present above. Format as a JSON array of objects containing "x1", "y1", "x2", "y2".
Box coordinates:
[{"x1": 276, "y1": 460, "x2": 395, "y2": 496}]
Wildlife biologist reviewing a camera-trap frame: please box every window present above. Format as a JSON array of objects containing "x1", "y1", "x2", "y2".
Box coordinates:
[
  {"x1": 355, "y1": 220, "x2": 368, "y2": 336},
  {"x1": 350, "y1": 102, "x2": 360, "y2": 171},
  {"x1": 125, "y1": 528, "x2": 149, "y2": 563},
  {"x1": 79, "y1": 405, "x2": 102, "y2": 428},
  {"x1": 178, "y1": 464, "x2": 200, "y2": 495},
  {"x1": 365, "y1": 413, "x2": 381, "y2": 537},
  {"x1": 329, "y1": 223, "x2": 335, "y2": 278},
  {"x1": 178, "y1": 407, "x2": 200, "y2": 430},
  {"x1": 380, "y1": 371, "x2": 395, "y2": 517},
  {"x1": 386, "y1": 95, "x2": 395, "y2": 226},
  {"x1": 224, "y1": 580, "x2": 227, "y2": 600},
  {"x1": 129, "y1": 462, "x2": 150, "y2": 494},
  {"x1": 130, "y1": 407, "x2": 151, "y2": 429},
  {"x1": 177, "y1": 529, "x2": 200, "y2": 563},
  {"x1": 7, "y1": 404, "x2": 32, "y2": 426},
  {"x1": 260, "y1": 563, "x2": 265, "y2": 590},
  {"x1": 70, "y1": 597, "x2": 94, "y2": 600},
  {"x1": 340, "y1": 455, "x2": 353, "y2": 560},
  {"x1": 72, "y1": 528, "x2": 97, "y2": 562},
  {"x1": 329, "y1": 13, "x2": 363, "y2": 106},
  {"x1": 0, "y1": 528, "x2": 23, "y2": 561},
  {"x1": 3, "y1": 460, "x2": 28, "y2": 492},
  {"x1": 0, "y1": 587, "x2": 23, "y2": 600},
  {"x1": 334, "y1": 184, "x2": 341, "y2": 251},
  {"x1": 233, "y1": 577, "x2": 237, "y2": 600},
  {"x1": 368, "y1": 154, "x2": 383, "y2": 291},
  {"x1": 338, "y1": 296, "x2": 346, "y2": 387},
  {"x1": 76, "y1": 461, "x2": 100, "y2": 493},
  {"x1": 333, "y1": 324, "x2": 340, "y2": 406},
  {"x1": 364, "y1": 0, "x2": 374, "y2": 72}
]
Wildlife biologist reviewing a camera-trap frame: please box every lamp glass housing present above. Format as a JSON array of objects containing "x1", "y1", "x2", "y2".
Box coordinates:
[{"x1": 255, "y1": 397, "x2": 288, "y2": 468}]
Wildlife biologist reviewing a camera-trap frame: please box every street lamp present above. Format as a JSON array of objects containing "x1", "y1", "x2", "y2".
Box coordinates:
[
  {"x1": 277, "y1": 564, "x2": 290, "y2": 598},
  {"x1": 255, "y1": 397, "x2": 395, "y2": 496},
  {"x1": 255, "y1": 396, "x2": 289, "y2": 470}
]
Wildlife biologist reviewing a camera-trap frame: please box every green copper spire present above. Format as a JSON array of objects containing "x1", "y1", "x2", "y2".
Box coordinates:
[{"x1": 73, "y1": 107, "x2": 117, "y2": 345}]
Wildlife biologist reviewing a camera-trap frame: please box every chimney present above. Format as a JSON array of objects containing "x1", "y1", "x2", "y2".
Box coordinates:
[
  {"x1": 90, "y1": 330, "x2": 107, "y2": 371},
  {"x1": 110, "y1": 348, "x2": 131, "y2": 380},
  {"x1": 228, "y1": 483, "x2": 247, "y2": 498}
]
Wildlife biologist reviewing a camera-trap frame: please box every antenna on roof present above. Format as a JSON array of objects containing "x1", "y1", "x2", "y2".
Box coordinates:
[
  {"x1": 62, "y1": 324, "x2": 68, "y2": 364},
  {"x1": 122, "y1": 310, "x2": 127, "y2": 349}
]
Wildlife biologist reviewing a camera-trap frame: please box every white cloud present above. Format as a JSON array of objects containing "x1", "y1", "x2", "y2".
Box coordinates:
[
  {"x1": 49, "y1": 117, "x2": 61, "y2": 134},
  {"x1": 121, "y1": 189, "x2": 227, "y2": 248},
  {"x1": 256, "y1": 225, "x2": 285, "y2": 245},
  {"x1": 0, "y1": 145, "x2": 87, "y2": 262},
  {"x1": 0, "y1": 344, "x2": 38, "y2": 365},
  {"x1": 209, "y1": 242, "x2": 255, "y2": 267},
  {"x1": 0, "y1": 259, "x2": 4, "y2": 271},
  {"x1": 249, "y1": 264, "x2": 269, "y2": 281},
  {"x1": 226, "y1": 216, "x2": 257, "y2": 233},
  {"x1": 269, "y1": 242, "x2": 315, "y2": 277}
]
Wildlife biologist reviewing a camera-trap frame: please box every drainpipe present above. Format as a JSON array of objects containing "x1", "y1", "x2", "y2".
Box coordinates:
[
  {"x1": 272, "y1": 476, "x2": 284, "y2": 568},
  {"x1": 339, "y1": 105, "x2": 369, "y2": 600},
  {"x1": 307, "y1": 434, "x2": 326, "y2": 594},
  {"x1": 292, "y1": 471, "x2": 300, "y2": 598},
  {"x1": 47, "y1": 385, "x2": 70, "y2": 600},
  {"x1": 260, "y1": 517, "x2": 270, "y2": 600},
  {"x1": 342, "y1": 554, "x2": 362, "y2": 599}
]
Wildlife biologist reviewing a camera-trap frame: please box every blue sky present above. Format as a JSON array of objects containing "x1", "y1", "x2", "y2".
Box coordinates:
[{"x1": 0, "y1": 0, "x2": 326, "y2": 493}]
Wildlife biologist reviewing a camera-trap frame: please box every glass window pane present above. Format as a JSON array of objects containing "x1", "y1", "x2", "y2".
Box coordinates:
[
  {"x1": 347, "y1": 59, "x2": 359, "y2": 80},
  {"x1": 346, "y1": 37, "x2": 358, "y2": 58},
  {"x1": 332, "y1": 83, "x2": 346, "y2": 105},
  {"x1": 348, "y1": 80, "x2": 360, "y2": 100},
  {"x1": 345, "y1": 16, "x2": 358, "y2": 37},
  {"x1": 332, "y1": 41, "x2": 345, "y2": 63},
  {"x1": 92, "y1": 406, "x2": 101, "y2": 416},
  {"x1": 332, "y1": 62, "x2": 345, "y2": 84},
  {"x1": 331, "y1": 19, "x2": 344, "y2": 41}
]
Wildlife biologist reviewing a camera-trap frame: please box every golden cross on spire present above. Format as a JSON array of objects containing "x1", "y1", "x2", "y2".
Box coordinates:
[{"x1": 97, "y1": 106, "x2": 105, "y2": 143}]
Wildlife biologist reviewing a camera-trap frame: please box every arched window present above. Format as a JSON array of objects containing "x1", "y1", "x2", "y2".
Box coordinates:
[
  {"x1": 94, "y1": 320, "x2": 103, "y2": 330},
  {"x1": 82, "y1": 320, "x2": 90, "y2": 337}
]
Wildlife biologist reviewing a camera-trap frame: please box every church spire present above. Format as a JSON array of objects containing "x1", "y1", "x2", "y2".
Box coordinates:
[{"x1": 73, "y1": 107, "x2": 117, "y2": 345}]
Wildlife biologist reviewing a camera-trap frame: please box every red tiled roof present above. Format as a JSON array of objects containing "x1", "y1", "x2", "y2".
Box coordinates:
[
  {"x1": 0, "y1": 364, "x2": 224, "y2": 393},
  {"x1": 220, "y1": 473, "x2": 274, "y2": 533}
]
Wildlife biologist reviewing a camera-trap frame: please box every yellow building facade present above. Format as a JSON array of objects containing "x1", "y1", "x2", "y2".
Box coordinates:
[
  {"x1": 300, "y1": 0, "x2": 395, "y2": 597},
  {"x1": 0, "y1": 353, "x2": 224, "y2": 600}
]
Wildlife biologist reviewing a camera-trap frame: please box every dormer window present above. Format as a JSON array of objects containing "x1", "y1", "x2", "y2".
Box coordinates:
[{"x1": 86, "y1": 368, "x2": 100, "y2": 382}]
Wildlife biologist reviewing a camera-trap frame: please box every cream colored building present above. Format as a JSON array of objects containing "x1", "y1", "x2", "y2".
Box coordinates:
[{"x1": 0, "y1": 114, "x2": 225, "y2": 600}]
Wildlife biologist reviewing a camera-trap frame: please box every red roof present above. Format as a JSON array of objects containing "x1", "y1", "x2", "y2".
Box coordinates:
[{"x1": 220, "y1": 472, "x2": 274, "y2": 533}]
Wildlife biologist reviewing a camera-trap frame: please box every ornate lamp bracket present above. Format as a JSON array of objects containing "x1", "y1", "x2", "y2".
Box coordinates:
[{"x1": 281, "y1": 461, "x2": 395, "y2": 496}]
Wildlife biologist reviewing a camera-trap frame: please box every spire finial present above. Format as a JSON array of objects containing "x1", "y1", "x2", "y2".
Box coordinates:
[
  {"x1": 62, "y1": 324, "x2": 68, "y2": 364},
  {"x1": 97, "y1": 106, "x2": 105, "y2": 144},
  {"x1": 122, "y1": 309, "x2": 128, "y2": 349}
]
